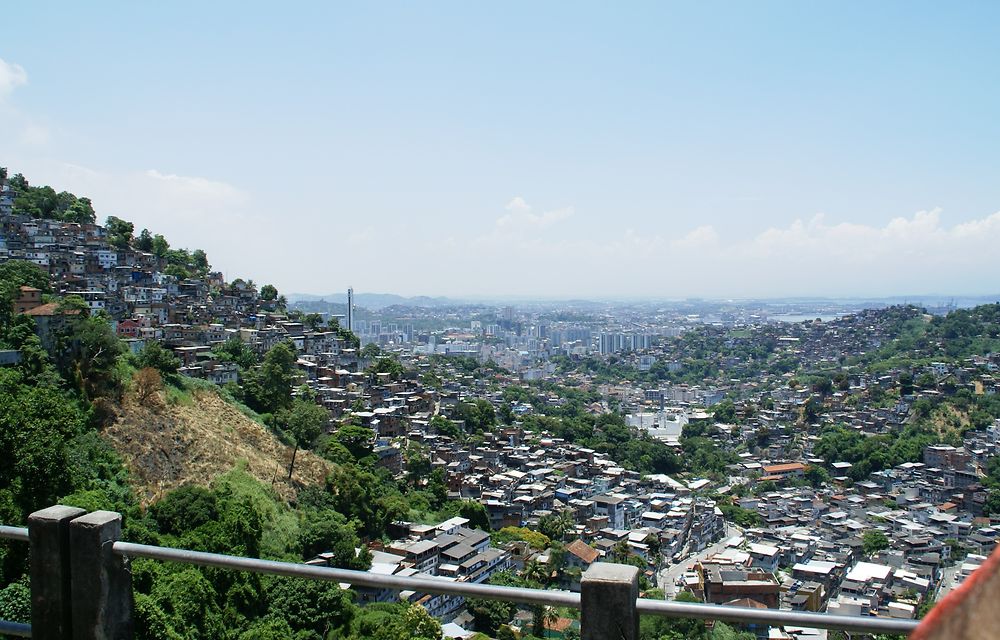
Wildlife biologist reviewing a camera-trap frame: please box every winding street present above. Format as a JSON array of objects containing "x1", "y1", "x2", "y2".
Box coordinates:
[{"x1": 657, "y1": 524, "x2": 740, "y2": 597}]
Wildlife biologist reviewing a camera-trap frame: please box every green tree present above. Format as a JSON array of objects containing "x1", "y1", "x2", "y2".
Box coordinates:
[
  {"x1": 136, "y1": 229, "x2": 154, "y2": 251},
  {"x1": 496, "y1": 625, "x2": 518, "y2": 640},
  {"x1": 467, "y1": 597, "x2": 514, "y2": 635},
  {"x1": 427, "y1": 467, "x2": 448, "y2": 510},
  {"x1": 191, "y1": 249, "x2": 209, "y2": 272},
  {"x1": 537, "y1": 510, "x2": 574, "y2": 542},
  {"x1": 133, "y1": 592, "x2": 183, "y2": 640},
  {"x1": 863, "y1": 530, "x2": 889, "y2": 556},
  {"x1": 302, "y1": 313, "x2": 324, "y2": 332},
  {"x1": 277, "y1": 396, "x2": 328, "y2": 478},
  {"x1": 213, "y1": 336, "x2": 259, "y2": 370},
  {"x1": 151, "y1": 234, "x2": 170, "y2": 258},
  {"x1": 0, "y1": 578, "x2": 30, "y2": 624},
  {"x1": 430, "y1": 414, "x2": 462, "y2": 439},
  {"x1": 259, "y1": 284, "x2": 278, "y2": 301},
  {"x1": 151, "y1": 486, "x2": 219, "y2": 536},
  {"x1": 369, "y1": 355, "x2": 404, "y2": 379},
  {"x1": 804, "y1": 465, "x2": 830, "y2": 488},
  {"x1": 640, "y1": 590, "x2": 709, "y2": 640},
  {"x1": 150, "y1": 567, "x2": 225, "y2": 639},
  {"x1": 133, "y1": 341, "x2": 182, "y2": 377},
  {"x1": 105, "y1": 216, "x2": 135, "y2": 248},
  {"x1": 2, "y1": 315, "x2": 59, "y2": 385},
  {"x1": 453, "y1": 399, "x2": 496, "y2": 433},
  {"x1": 454, "y1": 500, "x2": 490, "y2": 531},
  {"x1": 242, "y1": 342, "x2": 298, "y2": 415},
  {"x1": 297, "y1": 510, "x2": 370, "y2": 569},
  {"x1": 264, "y1": 575, "x2": 354, "y2": 636},
  {"x1": 803, "y1": 397, "x2": 823, "y2": 423},
  {"x1": 492, "y1": 527, "x2": 551, "y2": 550},
  {"x1": 404, "y1": 442, "x2": 432, "y2": 485},
  {"x1": 60, "y1": 313, "x2": 126, "y2": 401},
  {"x1": 497, "y1": 402, "x2": 514, "y2": 425},
  {"x1": 713, "y1": 399, "x2": 737, "y2": 423},
  {"x1": 335, "y1": 424, "x2": 375, "y2": 462}
]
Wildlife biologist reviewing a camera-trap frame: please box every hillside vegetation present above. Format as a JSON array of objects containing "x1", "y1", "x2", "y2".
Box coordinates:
[{"x1": 106, "y1": 383, "x2": 332, "y2": 505}]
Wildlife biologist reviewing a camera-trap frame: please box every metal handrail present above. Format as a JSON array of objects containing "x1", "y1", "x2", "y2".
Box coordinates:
[
  {"x1": 113, "y1": 541, "x2": 580, "y2": 609},
  {"x1": 0, "y1": 526, "x2": 32, "y2": 637},
  {"x1": 0, "y1": 526, "x2": 28, "y2": 542},
  {"x1": 0, "y1": 620, "x2": 31, "y2": 638},
  {"x1": 114, "y1": 539, "x2": 921, "y2": 634}
]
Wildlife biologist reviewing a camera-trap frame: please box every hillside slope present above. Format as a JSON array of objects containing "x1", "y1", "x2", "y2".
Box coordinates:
[{"x1": 104, "y1": 387, "x2": 332, "y2": 505}]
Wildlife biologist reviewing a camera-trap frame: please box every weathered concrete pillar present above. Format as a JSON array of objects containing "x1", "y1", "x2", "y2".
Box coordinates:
[
  {"x1": 581, "y1": 562, "x2": 640, "y2": 640},
  {"x1": 28, "y1": 505, "x2": 87, "y2": 640},
  {"x1": 69, "y1": 511, "x2": 133, "y2": 640}
]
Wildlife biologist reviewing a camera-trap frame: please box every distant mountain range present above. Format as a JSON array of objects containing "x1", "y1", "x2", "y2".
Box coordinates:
[
  {"x1": 287, "y1": 291, "x2": 1000, "y2": 311},
  {"x1": 287, "y1": 292, "x2": 460, "y2": 310}
]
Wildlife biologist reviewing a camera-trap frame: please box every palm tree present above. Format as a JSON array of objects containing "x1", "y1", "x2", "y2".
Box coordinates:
[
  {"x1": 543, "y1": 606, "x2": 560, "y2": 636},
  {"x1": 523, "y1": 559, "x2": 548, "y2": 585},
  {"x1": 612, "y1": 540, "x2": 630, "y2": 563}
]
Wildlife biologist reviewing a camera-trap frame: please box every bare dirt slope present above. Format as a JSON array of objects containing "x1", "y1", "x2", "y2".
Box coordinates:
[{"x1": 104, "y1": 388, "x2": 332, "y2": 505}]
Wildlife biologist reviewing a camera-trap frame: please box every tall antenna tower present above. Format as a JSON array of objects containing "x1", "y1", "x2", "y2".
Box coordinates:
[{"x1": 347, "y1": 287, "x2": 354, "y2": 333}]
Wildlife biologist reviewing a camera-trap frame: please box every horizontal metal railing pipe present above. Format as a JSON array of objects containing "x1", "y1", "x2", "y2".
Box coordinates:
[
  {"x1": 0, "y1": 526, "x2": 29, "y2": 542},
  {"x1": 115, "y1": 540, "x2": 921, "y2": 634},
  {"x1": 636, "y1": 598, "x2": 920, "y2": 635},
  {"x1": 0, "y1": 527, "x2": 31, "y2": 637},
  {"x1": 0, "y1": 620, "x2": 31, "y2": 637},
  {"x1": 112, "y1": 541, "x2": 581, "y2": 609}
]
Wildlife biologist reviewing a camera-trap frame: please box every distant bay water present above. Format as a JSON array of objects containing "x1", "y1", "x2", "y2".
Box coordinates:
[{"x1": 769, "y1": 313, "x2": 841, "y2": 323}]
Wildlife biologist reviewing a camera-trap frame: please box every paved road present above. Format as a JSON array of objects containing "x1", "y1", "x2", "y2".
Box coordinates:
[
  {"x1": 658, "y1": 524, "x2": 739, "y2": 597},
  {"x1": 936, "y1": 563, "x2": 962, "y2": 600}
]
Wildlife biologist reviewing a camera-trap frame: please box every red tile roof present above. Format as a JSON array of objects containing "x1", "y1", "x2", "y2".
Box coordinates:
[
  {"x1": 23, "y1": 303, "x2": 81, "y2": 317},
  {"x1": 566, "y1": 539, "x2": 599, "y2": 565},
  {"x1": 762, "y1": 462, "x2": 806, "y2": 474}
]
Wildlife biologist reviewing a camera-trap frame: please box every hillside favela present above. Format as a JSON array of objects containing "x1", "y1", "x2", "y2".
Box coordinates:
[{"x1": 3, "y1": 5, "x2": 1000, "y2": 640}]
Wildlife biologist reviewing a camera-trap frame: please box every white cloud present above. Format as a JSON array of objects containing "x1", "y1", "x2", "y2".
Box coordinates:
[
  {"x1": 142, "y1": 169, "x2": 249, "y2": 209},
  {"x1": 671, "y1": 225, "x2": 719, "y2": 251},
  {"x1": 0, "y1": 58, "x2": 49, "y2": 149},
  {"x1": 437, "y1": 205, "x2": 1000, "y2": 297},
  {"x1": 495, "y1": 196, "x2": 574, "y2": 231},
  {"x1": 0, "y1": 58, "x2": 27, "y2": 98}
]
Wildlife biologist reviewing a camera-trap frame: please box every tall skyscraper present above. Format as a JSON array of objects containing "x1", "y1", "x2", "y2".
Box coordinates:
[{"x1": 347, "y1": 287, "x2": 354, "y2": 333}]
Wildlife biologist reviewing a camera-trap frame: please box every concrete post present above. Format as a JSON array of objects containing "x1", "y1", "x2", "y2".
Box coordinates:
[
  {"x1": 69, "y1": 511, "x2": 133, "y2": 640},
  {"x1": 581, "y1": 562, "x2": 640, "y2": 640},
  {"x1": 28, "y1": 505, "x2": 87, "y2": 640}
]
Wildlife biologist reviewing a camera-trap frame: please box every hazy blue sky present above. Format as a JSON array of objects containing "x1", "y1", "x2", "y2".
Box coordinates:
[{"x1": 3, "y1": 2, "x2": 1000, "y2": 298}]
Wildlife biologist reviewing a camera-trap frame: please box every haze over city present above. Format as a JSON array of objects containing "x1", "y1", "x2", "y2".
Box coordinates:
[{"x1": 3, "y1": 2, "x2": 1000, "y2": 298}]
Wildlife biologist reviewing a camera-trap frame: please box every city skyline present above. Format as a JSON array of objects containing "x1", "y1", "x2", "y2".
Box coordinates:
[{"x1": 3, "y1": 2, "x2": 1000, "y2": 298}]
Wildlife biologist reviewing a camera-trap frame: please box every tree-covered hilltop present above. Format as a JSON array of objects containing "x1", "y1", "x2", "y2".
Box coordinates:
[
  {"x1": 863, "y1": 303, "x2": 1000, "y2": 363},
  {"x1": 2, "y1": 168, "x2": 214, "y2": 282},
  {"x1": 5, "y1": 171, "x2": 97, "y2": 224}
]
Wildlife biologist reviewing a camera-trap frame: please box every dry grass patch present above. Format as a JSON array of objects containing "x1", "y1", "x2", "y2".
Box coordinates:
[{"x1": 104, "y1": 386, "x2": 332, "y2": 505}]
